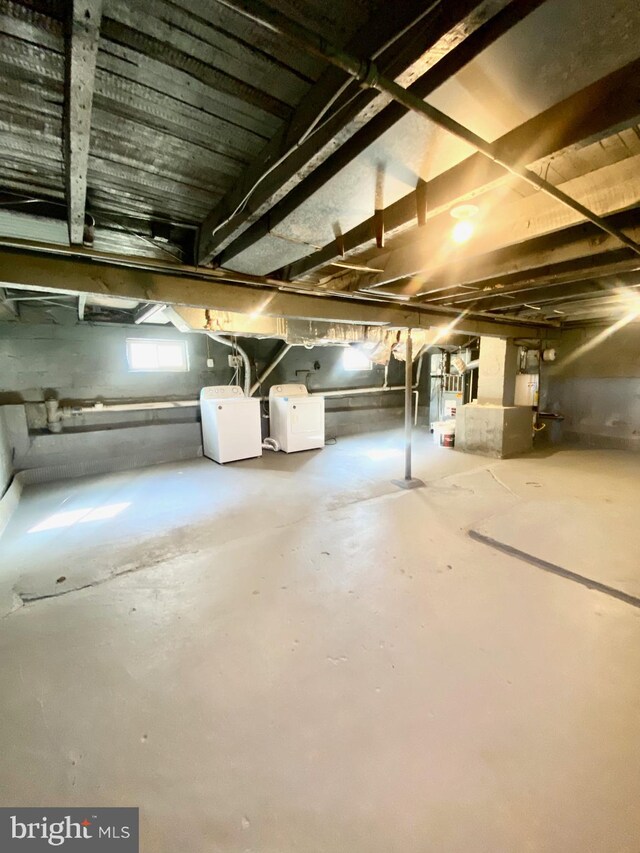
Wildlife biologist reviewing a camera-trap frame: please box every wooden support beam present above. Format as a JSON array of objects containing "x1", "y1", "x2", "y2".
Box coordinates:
[
  {"x1": 418, "y1": 218, "x2": 640, "y2": 304},
  {"x1": 197, "y1": 0, "x2": 499, "y2": 265},
  {"x1": 478, "y1": 272, "x2": 640, "y2": 314},
  {"x1": 374, "y1": 209, "x2": 384, "y2": 250},
  {"x1": 65, "y1": 0, "x2": 103, "y2": 245},
  {"x1": 0, "y1": 247, "x2": 550, "y2": 339},
  {"x1": 415, "y1": 179, "x2": 428, "y2": 228},
  {"x1": 77, "y1": 292, "x2": 87, "y2": 320},
  {"x1": 360, "y1": 154, "x2": 640, "y2": 289},
  {"x1": 283, "y1": 56, "x2": 640, "y2": 280},
  {"x1": 212, "y1": 0, "x2": 549, "y2": 268},
  {"x1": 419, "y1": 215, "x2": 640, "y2": 294}
]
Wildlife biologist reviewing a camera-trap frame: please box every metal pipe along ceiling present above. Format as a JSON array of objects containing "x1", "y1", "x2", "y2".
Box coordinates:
[{"x1": 212, "y1": 0, "x2": 640, "y2": 259}]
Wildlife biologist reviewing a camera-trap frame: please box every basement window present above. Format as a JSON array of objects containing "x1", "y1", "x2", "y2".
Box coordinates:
[
  {"x1": 126, "y1": 338, "x2": 189, "y2": 372},
  {"x1": 342, "y1": 347, "x2": 372, "y2": 371}
]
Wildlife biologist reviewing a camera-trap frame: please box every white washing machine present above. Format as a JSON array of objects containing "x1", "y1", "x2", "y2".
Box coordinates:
[
  {"x1": 269, "y1": 384, "x2": 325, "y2": 453},
  {"x1": 200, "y1": 385, "x2": 262, "y2": 464}
]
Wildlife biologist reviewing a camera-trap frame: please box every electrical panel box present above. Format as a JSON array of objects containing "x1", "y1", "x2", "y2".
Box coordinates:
[{"x1": 515, "y1": 373, "x2": 539, "y2": 407}]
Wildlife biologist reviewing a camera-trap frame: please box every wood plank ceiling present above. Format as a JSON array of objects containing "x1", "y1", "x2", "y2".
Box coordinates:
[{"x1": 0, "y1": 0, "x2": 639, "y2": 328}]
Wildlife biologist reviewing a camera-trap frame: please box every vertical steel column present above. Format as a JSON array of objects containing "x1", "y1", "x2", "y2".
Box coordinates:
[
  {"x1": 393, "y1": 330, "x2": 424, "y2": 490},
  {"x1": 404, "y1": 331, "x2": 413, "y2": 480}
]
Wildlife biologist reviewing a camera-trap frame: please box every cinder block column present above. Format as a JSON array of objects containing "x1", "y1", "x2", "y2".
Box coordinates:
[
  {"x1": 477, "y1": 337, "x2": 518, "y2": 406},
  {"x1": 456, "y1": 336, "x2": 531, "y2": 458}
]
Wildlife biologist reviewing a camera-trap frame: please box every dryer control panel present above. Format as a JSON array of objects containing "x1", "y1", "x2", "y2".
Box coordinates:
[
  {"x1": 269, "y1": 384, "x2": 308, "y2": 398},
  {"x1": 201, "y1": 385, "x2": 244, "y2": 400}
]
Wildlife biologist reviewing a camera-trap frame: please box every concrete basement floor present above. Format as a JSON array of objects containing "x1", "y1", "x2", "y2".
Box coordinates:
[{"x1": 1, "y1": 428, "x2": 639, "y2": 852}]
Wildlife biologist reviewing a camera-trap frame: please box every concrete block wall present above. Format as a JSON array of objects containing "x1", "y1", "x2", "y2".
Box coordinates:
[
  {"x1": 0, "y1": 318, "x2": 425, "y2": 479},
  {"x1": 0, "y1": 321, "x2": 219, "y2": 404},
  {"x1": 541, "y1": 324, "x2": 640, "y2": 450},
  {"x1": 0, "y1": 409, "x2": 12, "y2": 497}
]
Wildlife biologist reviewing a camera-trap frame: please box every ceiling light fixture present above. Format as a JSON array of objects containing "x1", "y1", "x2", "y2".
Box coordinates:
[
  {"x1": 451, "y1": 220, "x2": 474, "y2": 244},
  {"x1": 450, "y1": 204, "x2": 479, "y2": 245},
  {"x1": 451, "y1": 204, "x2": 479, "y2": 219}
]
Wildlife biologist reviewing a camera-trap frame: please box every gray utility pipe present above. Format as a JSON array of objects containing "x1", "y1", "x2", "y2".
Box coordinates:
[
  {"x1": 207, "y1": 333, "x2": 251, "y2": 397},
  {"x1": 213, "y1": 0, "x2": 640, "y2": 258},
  {"x1": 249, "y1": 343, "x2": 293, "y2": 396},
  {"x1": 308, "y1": 352, "x2": 423, "y2": 395}
]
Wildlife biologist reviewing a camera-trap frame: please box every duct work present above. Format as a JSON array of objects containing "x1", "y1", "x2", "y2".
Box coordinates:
[{"x1": 165, "y1": 305, "x2": 442, "y2": 354}]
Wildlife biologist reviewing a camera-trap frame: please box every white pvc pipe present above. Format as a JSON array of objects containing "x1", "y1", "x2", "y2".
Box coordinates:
[
  {"x1": 207, "y1": 333, "x2": 251, "y2": 396},
  {"x1": 57, "y1": 386, "x2": 408, "y2": 415},
  {"x1": 61, "y1": 400, "x2": 197, "y2": 416},
  {"x1": 250, "y1": 343, "x2": 293, "y2": 396},
  {"x1": 315, "y1": 385, "x2": 406, "y2": 397},
  {"x1": 307, "y1": 354, "x2": 423, "y2": 399}
]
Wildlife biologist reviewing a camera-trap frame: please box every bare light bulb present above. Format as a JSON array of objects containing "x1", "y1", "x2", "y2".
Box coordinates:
[{"x1": 451, "y1": 219, "x2": 474, "y2": 244}]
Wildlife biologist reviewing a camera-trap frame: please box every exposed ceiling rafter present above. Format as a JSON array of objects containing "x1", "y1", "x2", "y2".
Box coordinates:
[
  {"x1": 214, "y1": 0, "x2": 549, "y2": 268},
  {"x1": 212, "y1": 0, "x2": 640, "y2": 263},
  {"x1": 196, "y1": 0, "x2": 506, "y2": 265},
  {"x1": 0, "y1": 247, "x2": 552, "y2": 338},
  {"x1": 64, "y1": 0, "x2": 103, "y2": 245},
  {"x1": 352, "y1": 153, "x2": 640, "y2": 291},
  {"x1": 415, "y1": 213, "x2": 640, "y2": 299},
  {"x1": 476, "y1": 272, "x2": 640, "y2": 314},
  {"x1": 281, "y1": 55, "x2": 640, "y2": 281}
]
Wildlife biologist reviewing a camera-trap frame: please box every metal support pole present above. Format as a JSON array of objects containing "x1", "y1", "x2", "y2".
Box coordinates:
[
  {"x1": 393, "y1": 330, "x2": 424, "y2": 490},
  {"x1": 404, "y1": 331, "x2": 413, "y2": 480}
]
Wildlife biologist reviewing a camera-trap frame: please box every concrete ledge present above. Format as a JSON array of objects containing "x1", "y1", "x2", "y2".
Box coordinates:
[
  {"x1": 9, "y1": 408, "x2": 409, "y2": 484},
  {"x1": 18, "y1": 445, "x2": 204, "y2": 485},
  {"x1": 0, "y1": 472, "x2": 23, "y2": 539},
  {"x1": 15, "y1": 422, "x2": 204, "y2": 478}
]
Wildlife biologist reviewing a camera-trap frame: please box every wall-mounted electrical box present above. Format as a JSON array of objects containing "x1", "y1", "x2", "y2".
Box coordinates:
[{"x1": 515, "y1": 373, "x2": 539, "y2": 407}]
